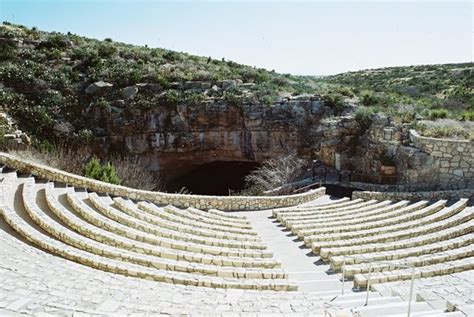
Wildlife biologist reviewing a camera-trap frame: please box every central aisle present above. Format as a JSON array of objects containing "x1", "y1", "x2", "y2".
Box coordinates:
[{"x1": 236, "y1": 196, "x2": 353, "y2": 293}]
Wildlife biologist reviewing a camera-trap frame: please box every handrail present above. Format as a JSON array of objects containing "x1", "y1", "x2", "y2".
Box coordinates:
[{"x1": 340, "y1": 255, "x2": 417, "y2": 317}]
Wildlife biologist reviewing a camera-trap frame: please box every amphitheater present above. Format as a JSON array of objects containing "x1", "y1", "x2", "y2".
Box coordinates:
[{"x1": 0, "y1": 151, "x2": 472, "y2": 317}]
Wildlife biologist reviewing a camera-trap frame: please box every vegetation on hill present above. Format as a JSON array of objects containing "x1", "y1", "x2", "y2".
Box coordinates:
[
  {"x1": 0, "y1": 22, "x2": 322, "y2": 143},
  {"x1": 324, "y1": 63, "x2": 474, "y2": 123},
  {"x1": 0, "y1": 22, "x2": 472, "y2": 146}
]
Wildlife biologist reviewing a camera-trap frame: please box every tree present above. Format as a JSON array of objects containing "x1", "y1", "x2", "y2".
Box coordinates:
[{"x1": 243, "y1": 153, "x2": 305, "y2": 195}]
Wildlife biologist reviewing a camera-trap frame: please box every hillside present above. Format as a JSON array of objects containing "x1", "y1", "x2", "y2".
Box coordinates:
[
  {"x1": 0, "y1": 23, "x2": 324, "y2": 144},
  {"x1": 325, "y1": 63, "x2": 474, "y2": 119},
  {"x1": 1, "y1": 22, "x2": 473, "y2": 146}
]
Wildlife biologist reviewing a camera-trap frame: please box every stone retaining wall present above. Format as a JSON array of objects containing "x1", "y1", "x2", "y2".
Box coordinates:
[
  {"x1": 0, "y1": 152, "x2": 325, "y2": 211},
  {"x1": 353, "y1": 188, "x2": 474, "y2": 201},
  {"x1": 409, "y1": 130, "x2": 474, "y2": 189}
]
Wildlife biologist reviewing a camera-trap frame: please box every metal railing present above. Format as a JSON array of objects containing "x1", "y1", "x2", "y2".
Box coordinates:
[{"x1": 339, "y1": 256, "x2": 418, "y2": 317}]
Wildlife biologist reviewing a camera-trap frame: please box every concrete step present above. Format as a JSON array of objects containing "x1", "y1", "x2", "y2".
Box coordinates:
[
  {"x1": 298, "y1": 278, "x2": 352, "y2": 292},
  {"x1": 331, "y1": 292, "x2": 382, "y2": 303},
  {"x1": 335, "y1": 296, "x2": 402, "y2": 309},
  {"x1": 384, "y1": 310, "x2": 465, "y2": 317},
  {"x1": 288, "y1": 271, "x2": 333, "y2": 281},
  {"x1": 353, "y1": 301, "x2": 434, "y2": 317}
]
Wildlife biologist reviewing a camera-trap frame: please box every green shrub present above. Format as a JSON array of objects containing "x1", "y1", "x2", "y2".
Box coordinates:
[
  {"x1": 460, "y1": 111, "x2": 474, "y2": 121},
  {"x1": 39, "y1": 34, "x2": 70, "y2": 50},
  {"x1": 84, "y1": 157, "x2": 121, "y2": 185},
  {"x1": 0, "y1": 36, "x2": 17, "y2": 60},
  {"x1": 84, "y1": 157, "x2": 102, "y2": 179},
  {"x1": 429, "y1": 108, "x2": 449, "y2": 120},
  {"x1": 158, "y1": 90, "x2": 180, "y2": 107},
  {"x1": 322, "y1": 93, "x2": 346, "y2": 114},
  {"x1": 355, "y1": 107, "x2": 375, "y2": 130},
  {"x1": 98, "y1": 44, "x2": 117, "y2": 58},
  {"x1": 360, "y1": 90, "x2": 379, "y2": 107}
]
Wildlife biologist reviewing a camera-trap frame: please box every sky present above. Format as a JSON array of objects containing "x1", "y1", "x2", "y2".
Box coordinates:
[{"x1": 0, "y1": 0, "x2": 472, "y2": 75}]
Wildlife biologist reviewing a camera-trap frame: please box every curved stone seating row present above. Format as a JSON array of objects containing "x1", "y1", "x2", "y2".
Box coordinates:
[
  {"x1": 0, "y1": 204, "x2": 297, "y2": 291},
  {"x1": 89, "y1": 194, "x2": 260, "y2": 243},
  {"x1": 275, "y1": 199, "x2": 378, "y2": 221},
  {"x1": 66, "y1": 189, "x2": 265, "y2": 250},
  {"x1": 208, "y1": 208, "x2": 249, "y2": 220},
  {"x1": 21, "y1": 181, "x2": 287, "y2": 280},
  {"x1": 272, "y1": 197, "x2": 354, "y2": 217},
  {"x1": 344, "y1": 244, "x2": 474, "y2": 278},
  {"x1": 131, "y1": 200, "x2": 257, "y2": 236},
  {"x1": 272, "y1": 190, "x2": 473, "y2": 289},
  {"x1": 311, "y1": 201, "x2": 471, "y2": 252},
  {"x1": 303, "y1": 200, "x2": 439, "y2": 237},
  {"x1": 330, "y1": 233, "x2": 474, "y2": 271},
  {"x1": 354, "y1": 257, "x2": 474, "y2": 288},
  {"x1": 320, "y1": 220, "x2": 473, "y2": 260},
  {"x1": 174, "y1": 206, "x2": 252, "y2": 229},
  {"x1": 306, "y1": 199, "x2": 467, "y2": 246},
  {"x1": 296, "y1": 200, "x2": 441, "y2": 238},
  {"x1": 45, "y1": 184, "x2": 275, "y2": 261},
  {"x1": 285, "y1": 200, "x2": 408, "y2": 229},
  {"x1": 112, "y1": 199, "x2": 254, "y2": 237},
  {"x1": 162, "y1": 205, "x2": 256, "y2": 233}
]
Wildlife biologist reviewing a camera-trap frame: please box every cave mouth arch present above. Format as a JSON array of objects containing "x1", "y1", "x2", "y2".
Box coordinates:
[{"x1": 164, "y1": 161, "x2": 261, "y2": 195}]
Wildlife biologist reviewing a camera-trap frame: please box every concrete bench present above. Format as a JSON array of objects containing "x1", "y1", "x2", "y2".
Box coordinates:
[
  {"x1": 22, "y1": 180, "x2": 288, "y2": 280},
  {"x1": 319, "y1": 220, "x2": 473, "y2": 260},
  {"x1": 67, "y1": 190, "x2": 265, "y2": 250},
  {"x1": 0, "y1": 204, "x2": 297, "y2": 291}
]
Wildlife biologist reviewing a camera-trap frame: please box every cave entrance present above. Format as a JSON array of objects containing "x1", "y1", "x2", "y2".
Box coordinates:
[
  {"x1": 323, "y1": 184, "x2": 360, "y2": 198},
  {"x1": 165, "y1": 161, "x2": 260, "y2": 195}
]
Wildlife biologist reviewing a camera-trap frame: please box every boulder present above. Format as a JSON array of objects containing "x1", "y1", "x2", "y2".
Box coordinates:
[
  {"x1": 85, "y1": 81, "x2": 113, "y2": 95},
  {"x1": 122, "y1": 86, "x2": 138, "y2": 99}
]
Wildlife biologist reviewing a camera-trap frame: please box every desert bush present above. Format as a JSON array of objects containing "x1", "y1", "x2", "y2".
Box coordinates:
[
  {"x1": 242, "y1": 153, "x2": 305, "y2": 195},
  {"x1": 0, "y1": 30, "x2": 17, "y2": 61},
  {"x1": 98, "y1": 43, "x2": 117, "y2": 58},
  {"x1": 38, "y1": 34, "x2": 70, "y2": 50},
  {"x1": 360, "y1": 90, "x2": 378, "y2": 107},
  {"x1": 422, "y1": 126, "x2": 471, "y2": 140},
  {"x1": 157, "y1": 90, "x2": 180, "y2": 108},
  {"x1": 84, "y1": 157, "x2": 121, "y2": 185},
  {"x1": 109, "y1": 155, "x2": 162, "y2": 191},
  {"x1": 429, "y1": 108, "x2": 449, "y2": 120},
  {"x1": 355, "y1": 106, "x2": 375, "y2": 130},
  {"x1": 322, "y1": 93, "x2": 346, "y2": 114},
  {"x1": 460, "y1": 111, "x2": 474, "y2": 121}
]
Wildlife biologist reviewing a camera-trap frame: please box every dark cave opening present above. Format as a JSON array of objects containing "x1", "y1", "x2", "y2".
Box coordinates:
[
  {"x1": 323, "y1": 184, "x2": 360, "y2": 198},
  {"x1": 165, "y1": 161, "x2": 261, "y2": 195}
]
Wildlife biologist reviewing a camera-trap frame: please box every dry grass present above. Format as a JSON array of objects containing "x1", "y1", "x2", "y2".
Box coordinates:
[
  {"x1": 8, "y1": 145, "x2": 162, "y2": 191},
  {"x1": 418, "y1": 119, "x2": 474, "y2": 140}
]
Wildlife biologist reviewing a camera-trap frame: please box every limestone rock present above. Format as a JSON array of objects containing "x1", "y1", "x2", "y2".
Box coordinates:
[
  {"x1": 85, "y1": 81, "x2": 113, "y2": 94},
  {"x1": 122, "y1": 86, "x2": 138, "y2": 99}
]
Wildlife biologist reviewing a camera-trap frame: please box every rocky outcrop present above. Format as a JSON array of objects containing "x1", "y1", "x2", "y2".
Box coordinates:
[
  {"x1": 91, "y1": 95, "x2": 342, "y2": 182},
  {"x1": 85, "y1": 81, "x2": 113, "y2": 95}
]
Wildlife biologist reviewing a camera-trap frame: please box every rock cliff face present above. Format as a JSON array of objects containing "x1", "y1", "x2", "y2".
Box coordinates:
[{"x1": 92, "y1": 96, "x2": 338, "y2": 182}]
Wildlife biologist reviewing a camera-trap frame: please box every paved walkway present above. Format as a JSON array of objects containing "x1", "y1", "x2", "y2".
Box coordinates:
[{"x1": 236, "y1": 196, "x2": 353, "y2": 293}]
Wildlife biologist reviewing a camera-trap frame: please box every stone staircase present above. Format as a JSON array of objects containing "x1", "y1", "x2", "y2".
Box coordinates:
[{"x1": 0, "y1": 162, "x2": 472, "y2": 316}]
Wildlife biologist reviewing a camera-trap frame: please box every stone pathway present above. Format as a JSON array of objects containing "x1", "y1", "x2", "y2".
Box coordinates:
[{"x1": 236, "y1": 196, "x2": 354, "y2": 293}]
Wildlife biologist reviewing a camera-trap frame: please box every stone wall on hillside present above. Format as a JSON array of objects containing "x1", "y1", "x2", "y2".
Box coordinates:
[{"x1": 407, "y1": 130, "x2": 474, "y2": 190}]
